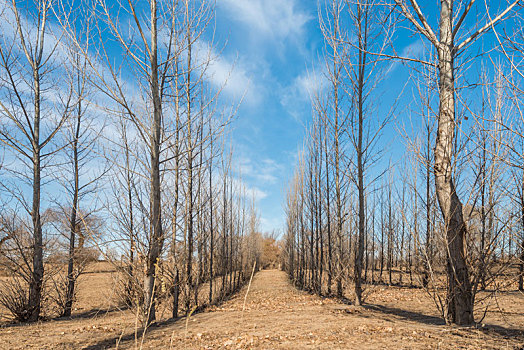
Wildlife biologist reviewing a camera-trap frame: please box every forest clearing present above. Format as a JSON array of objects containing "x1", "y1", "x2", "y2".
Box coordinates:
[{"x1": 1, "y1": 266, "x2": 523, "y2": 349}]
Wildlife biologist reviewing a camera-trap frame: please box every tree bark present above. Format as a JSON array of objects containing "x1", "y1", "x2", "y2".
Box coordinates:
[
  {"x1": 144, "y1": 0, "x2": 163, "y2": 325},
  {"x1": 29, "y1": 68, "x2": 43, "y2": 322},
  {"x1": 434, "y1": 0, "x2": 473, "y2": 325},
  {"x1": 354, "y1": 2, "x2": 367, "y2": 306},
  {"x1": 519, "y1": 169, "x2": 524, "y2": 291},
  {"x1": 63, "y1": 89, "x2": 82, "y2": 318}
]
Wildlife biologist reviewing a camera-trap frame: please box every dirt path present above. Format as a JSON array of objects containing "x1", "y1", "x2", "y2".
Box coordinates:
[
  {"x1": 123, "y1": 269, "x2": 522, "y2": 349},
  {"x1": 0, "y1": 269, "x2": 522, "y2": 349}
]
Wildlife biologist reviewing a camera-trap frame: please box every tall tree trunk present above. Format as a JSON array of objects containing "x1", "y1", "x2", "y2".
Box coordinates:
[
  {"x1": 434, "y1": 1, "x2": 473, "y2": 325},
  {"x1": 144, "y1": 0, "x2": 163, "y2": 325},
  {"x1": 519, "y1": 169, "x2": 524, "y2": 291},
  {"x1": 185, "y1": 56, "x2": 194, "y2": 315},
  {"x1": 371, "y1": 197, "x2": 375, "y2": 285},
  {"x1": 317, "y1": 126, "x2": 323, "y2": 294},
  {"x1": 228, "y1": 175, "x2": 233, "y2": 293},
  {"x1": 122, "y1": 123, "x2": 135, "y2": 306},
  {"x1": 480, "y1": 137, "x2": 487, "y2": 291},
  {"x1": 324, "y1": 121, "x2": 332, "y2": 295},
  {"x1": 423, "y1": 121, "x2": 432, "y2": 288},
  {"x1": 29, "y1": 68, "x2": 43, "y2": 322},
  {"x1": 380, "y1": 189, "x2": 384, "y2": 282},
  {"x1": 171, "y1": 58, "x2": 181, "y2": 318},
  {"x1": 209, "y1": 126, "x2": 214, "y2": 304},
  {"x1": 388, "y1": 185, "x2": 392, "y2": 286},
  {"x1": 354, "y1": 2, "x2": 367, "y2": 306},
  {"x1": 194, "y1": 116, "x2": 205, "y2": 307},
  {"x1": 63, "y1": 92, "x2": 82, "y2": 318}
]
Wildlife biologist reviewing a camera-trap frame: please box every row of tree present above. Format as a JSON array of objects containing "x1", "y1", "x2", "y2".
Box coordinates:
[
  {"x1": 0, "y1": 0, "x2": 262, "y2": 325},
  {"x1": 283, "y1": 0, "x2": 524, "y2": 326}
]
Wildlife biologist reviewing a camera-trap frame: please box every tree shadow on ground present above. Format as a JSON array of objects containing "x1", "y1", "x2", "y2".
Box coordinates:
[
  {"x1": 363, "y1": 303, "x2": 524, "y2": 340},
  {"x1": 82, "y1": 285, "x2": 246, "y2": 350},
  {"x1": 0, "y1": 306, "x2": 128, "y2": 329},
  {"x1": 82, "y1": 318, "x2": 178, "y2": 350},
  {"x1": 56, "y1": 306, "x2": 130, "y2": 321},
  {"x1": 476, "y1": 324, "x2": 524, "y2": 340},
  {"x1": 363, "y1": 304, "x2": 445, "y2": 326}
]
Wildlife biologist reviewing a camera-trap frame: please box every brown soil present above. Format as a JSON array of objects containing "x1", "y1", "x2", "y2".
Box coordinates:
[{"x1": 0, "y1": 268, "x2": 523, "y2": 349}]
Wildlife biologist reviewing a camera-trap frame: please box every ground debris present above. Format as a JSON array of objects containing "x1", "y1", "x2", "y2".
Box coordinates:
[{"x1": 1, "y1": 269, "x2": 523, "y2": 350}]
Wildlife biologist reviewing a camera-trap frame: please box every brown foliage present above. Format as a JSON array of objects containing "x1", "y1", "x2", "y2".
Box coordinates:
[{"x1": 260, "y1": 233, "x2": 281, "y2": 270}]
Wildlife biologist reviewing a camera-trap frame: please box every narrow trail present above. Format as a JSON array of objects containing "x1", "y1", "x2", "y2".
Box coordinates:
[
  {"x1": 126, "y1": 270, "x2": 519, "y2": 349},
  {"x1": 138, "y1": 269, "x2": 355, "y2": 349}
]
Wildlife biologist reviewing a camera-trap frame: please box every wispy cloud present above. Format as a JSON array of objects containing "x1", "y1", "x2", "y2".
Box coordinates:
[
  {"x1": 260, "y1": 215, "x2": 284, "y2": 235},
  {"x1": 245, "y1": 185, "x2": 268, "y2": 201},
  {"x1": 194, "y1": 40, "x2": 261, "y2": 106},
  {"x1": 219, "y1": 0, "x2": 311, "y2": 41},
  {"x1": 230, "y1": 176, "x2": 268, "y2": 201},
  {"x1": 386, "y1": 39, "x2": 427, "y2": 75},
  {"x1": 239, "y1": 156, "x2": 282, "y2": 185},
  {"x1": 280, "y1": 69, "x2": 326, "y2": 123}
]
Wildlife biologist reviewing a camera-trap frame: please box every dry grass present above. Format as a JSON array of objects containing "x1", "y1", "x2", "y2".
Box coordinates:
[{"x1": 0, "y1": 263, "x2": 522, "y2": 349}]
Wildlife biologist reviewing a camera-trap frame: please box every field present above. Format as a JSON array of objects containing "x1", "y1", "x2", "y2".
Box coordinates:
[{"x1": 0, "y1": 263, "x2": 523, "y2": 349}]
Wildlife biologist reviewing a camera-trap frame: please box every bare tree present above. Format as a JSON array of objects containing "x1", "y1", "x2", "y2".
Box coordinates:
[
  {"x1": 62, "y1": 0, "x2": 185, "y2": 324},
  {"x1": 0, "y1": 0, "x2": 72, "y2": 321},
  {"x1": 318, "y1": 0, "x2": 350, "y2": 298},
  {"x1": 52, "y1": 35, "x2": 107, "y2": 316},
  {"x1": 342, "y1": 0, "x2": 389, "y2": 305},
  {"x1": 392, "y1": 0, "x2": 519, "y2": 325}
]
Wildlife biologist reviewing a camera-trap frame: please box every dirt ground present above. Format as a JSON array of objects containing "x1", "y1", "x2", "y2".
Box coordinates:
[{"x1": 0, "y1": 267, "x2": 523, "y2": 349}]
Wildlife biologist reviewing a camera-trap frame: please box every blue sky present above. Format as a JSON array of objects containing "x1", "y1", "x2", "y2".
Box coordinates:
[
  {"x1": 202, "y1": 0, "x2": 519, "y2": 234},
  {"x1": 208, "y1": 0, "x2": 411, "y2": 233},
  {"x1": 1, "y1": 0, "x2": 513, "y2": 236},
  {"x1": 209, "y1": 0, "x2": 322, "y2": 233}
]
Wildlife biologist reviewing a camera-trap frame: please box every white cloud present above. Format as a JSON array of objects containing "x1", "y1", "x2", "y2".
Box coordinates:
[
  {"x1": 295, "y1": 70, "x2": 327, "y2": 97},
  {"x1": 259, "y1": 215, "x2": 284, "y2": 235},
  {"x1": 229, "y1": 176, "x2": 268, "y2": 201},
  {"x1": 220, "y1": 0, "x2": 311, "y2": 41},
  {"x1": 280, "y1": 69, "x2": 326, "y2": 123},
  {"x1": 193, "y1": 40, "x2": 261, "y2": 106},
  {"x1": 245, "y1": 185, "x2": 268, "y2": 201},
  {"x1": 402, "y1": 40, "x2": 425, "y2": 57},
  {"x1": 206, "y1": 54, "x2": 258, "y2": 105},
  {"x1": 386, "y1": 39, "x2": 426, "y2": 75},
  {"x1": 238, "y1": 156, "x2": 282, "y2": 185}
]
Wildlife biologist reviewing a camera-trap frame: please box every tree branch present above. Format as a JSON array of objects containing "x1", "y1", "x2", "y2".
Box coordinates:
[{"x1": 455, "y1": 0, "x2": 521, "y2": 52}]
